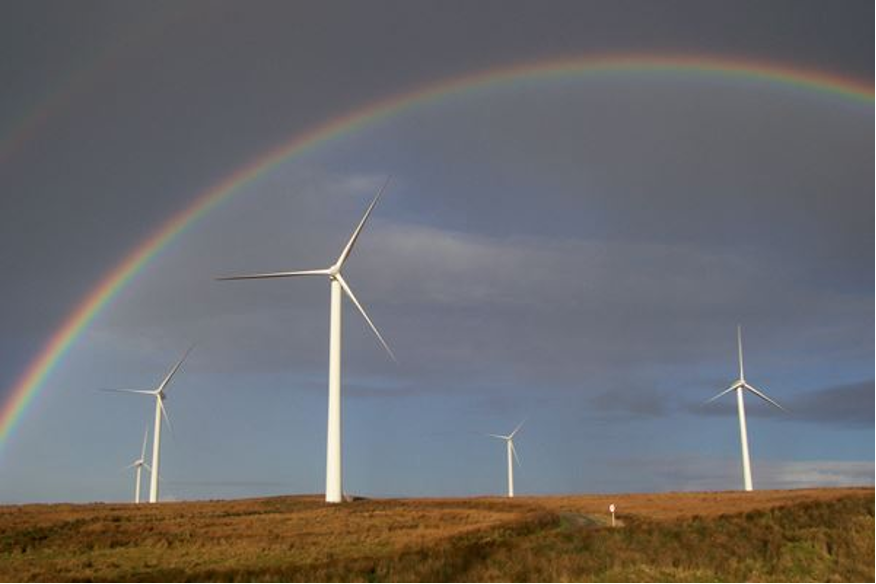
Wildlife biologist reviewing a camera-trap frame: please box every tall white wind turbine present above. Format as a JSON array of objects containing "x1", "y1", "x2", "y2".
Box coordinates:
[
  {"x1": 124, "y1": 426, "x2": 151, "y2": 504},
  {"x1": 706, "y1": 326, "x2": 785, "y2": 491},
  {"x1": 488, "y1": 420, "x2": 524, "y2": 498},
  {"x1": 103, "y1": 346, "x2": 193, "y2": 503},
  {"x1": 217, "y1": 178, "x2": 395, "y2": 504}
]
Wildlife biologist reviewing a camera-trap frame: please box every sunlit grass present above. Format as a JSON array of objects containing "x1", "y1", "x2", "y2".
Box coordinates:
[{"x1": 0, "y1": 488, "x2": 871, "y2": 581}]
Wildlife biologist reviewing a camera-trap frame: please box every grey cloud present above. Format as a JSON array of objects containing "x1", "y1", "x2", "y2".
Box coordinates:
[
  {"x1": 596, "y1": 455, "x2": 874, "y2": 492},
  {"x1": 87, "y1": 201, "x2": 869, "y2": 427},
  {"x1": 759, "y1": 460, "x2": 875, "y2": 489},
  {"x1": 787, "y1": 381, "x2": 875, "y2": 427},
  {"x1": 589, "y1": 387, "x2": 670, "y2": 418},
  {"x1": 692, "y1": 380, "x2": 874, "y2": 428},
  {"x1": 381, "y1": 74, "x2": 872, "y2": 291}
]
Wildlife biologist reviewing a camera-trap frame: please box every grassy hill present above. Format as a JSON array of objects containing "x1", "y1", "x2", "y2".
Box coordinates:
[{"x1": 0, "y1": 487, "x2": 871, "y2": 581}]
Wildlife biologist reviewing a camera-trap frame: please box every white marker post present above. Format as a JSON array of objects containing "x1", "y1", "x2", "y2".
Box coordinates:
[{"x1": 609, "y1": 503, "x2": 616, "y2": 527}]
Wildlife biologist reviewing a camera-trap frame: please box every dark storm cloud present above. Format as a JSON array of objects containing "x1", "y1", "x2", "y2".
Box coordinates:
[
  {"x1": 1, "y1": 0, "x2": 871, "y2": 377},
  {"x1": 48, "y1": 68, "x2": 869, "y2": 457}
]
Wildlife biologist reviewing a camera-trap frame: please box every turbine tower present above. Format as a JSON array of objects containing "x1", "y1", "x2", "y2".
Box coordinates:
[
  {"x1": 217, "y1": 178, "x2": 395, "y2": 504},
  {"x1": 124, "y1": 426, "x2": 151, "y2": 504},
  {"x1": 488, "y1": 420, "x2": 524, "y2": 498},
  {"x1": 706, "y1": 326, "x2": 784, "y2": 491},
  {"x1": 103, "y1": 346, "x2": 193, "y2": 503}
]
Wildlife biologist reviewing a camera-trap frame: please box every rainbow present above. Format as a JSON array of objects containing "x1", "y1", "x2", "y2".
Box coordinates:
[{"x1": 0, "y1": 54, "x2": 871, "y2": 453}]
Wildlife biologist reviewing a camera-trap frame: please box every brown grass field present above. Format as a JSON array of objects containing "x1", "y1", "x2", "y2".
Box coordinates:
[{"x1": 0, "y1": 487, "x2": 871, "y2": 582}]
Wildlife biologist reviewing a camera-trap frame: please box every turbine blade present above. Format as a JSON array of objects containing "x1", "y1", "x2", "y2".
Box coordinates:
[
  {"x1": 143, "y1": 463, "x2": 152, "y2": 472},
  {"x1": 215, "y1": 269, "x2": 328, "y2": 281},
  {"x1": 737, "y1": 325, "x2": 745, "y2": 380},
  {"x1": 705, "y1": 382, "x2": 741, "y2": 404},
  {"x1": 141, "y1": 426, "x2": 149, "y2": 460},
  {"x1": 98, "y1": 388, "x2": 154, "y2": 395},
  {"x1": 744, "y1": 382, "x2": 787, "y2": 412},
  {"x1": 487, "y1": 433, "x2": 509, "y2": 440},
  {"x1": 335, "y1": 274, "x2": 396, "y2": 363},
  {"x1": 510, "y1": 441, "x2": 521, "y2": 466},
  {"x1": 335, "y1": 176, "x2": 391, "y2": 268},
  {"x1": 158, "y1": 397, "x2": 174, "y2": 436},
  {"x1": 124, "y1": 461, "x2": 138, "y2": 470},
  {"x1": 509, "y1": 418, "x2": 526, "y2": 439},
  {"x1": 157, "y1": 345, "x2": 194, "y2": 394}
]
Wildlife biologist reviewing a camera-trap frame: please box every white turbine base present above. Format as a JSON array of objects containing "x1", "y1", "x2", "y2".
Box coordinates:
[
  {"x1": 325, "y1": 278, "x2": 343, "y2": 504},
  {"x1": 736, "y1": 387, "x2": 753, "y2": 491},
  {"x1": 507, "y1": 440, "x2": 515, "y2": 498},
  {"x1": 134, "y1": 465, "x2": 142, "y2": 504},
  {"x1": 149, "y1": 397, "x2": 162, "y2": 503}
]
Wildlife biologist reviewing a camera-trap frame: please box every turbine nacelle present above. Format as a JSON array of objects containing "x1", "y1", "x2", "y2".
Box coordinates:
[
  {"x1": 705, "y1": 327, "x2": 785, "y2": 412},
  {"x1": 215, "y1": 177, "x2": 396, "y2": 364},
  {"x1": 100, "y1": 346, "x2": 192, "y2": 441},
  {"x1": 126, "y1": 458, "x2": 151, "y2": 470},
  {"x1": 487, "y1": 419, "x2": 525, "y2": 466},
  {"x1": 706, "y1": 380, "x2": 785, "y2": 412}
]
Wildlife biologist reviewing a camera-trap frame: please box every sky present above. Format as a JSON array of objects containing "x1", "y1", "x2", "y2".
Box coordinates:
[{"x1": 0, "y1": 0, "x2": 872, "y2": 503}]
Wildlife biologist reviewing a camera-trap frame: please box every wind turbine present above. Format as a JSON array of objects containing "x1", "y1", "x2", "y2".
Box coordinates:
[
  {"x1": 706, "y1": 326, "x2": 784, "y2": 491},
  {"x1": 216, "y1": 178, "x2": 395, "y2": 504},
  {"x1": 124, "y1": 426, "x2": 151, "y2": 504},
  {"x1": 488, "y1": 420, "x2": 524, "y2": 498},
  {"x1": 102, "y1": 346, "x2": 193, "y2": 503}
]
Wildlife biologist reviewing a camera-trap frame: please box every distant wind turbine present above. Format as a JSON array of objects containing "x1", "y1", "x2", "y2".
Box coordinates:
[
  {"x1": 217, "y1": 178, "x2": 395, "y2": 504},
  {"x1": 488, "y1": 420, "x2": 524, "y2": 498},
  {"x1": 124, "y1": 426, "x2": 151, "y2": 504},
  {"x1": 706, "y1": 326, "x2": 785, "y2": 491},
  {"x1": 102, "y1": 345, "x2": 193, "y2": 503}
]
